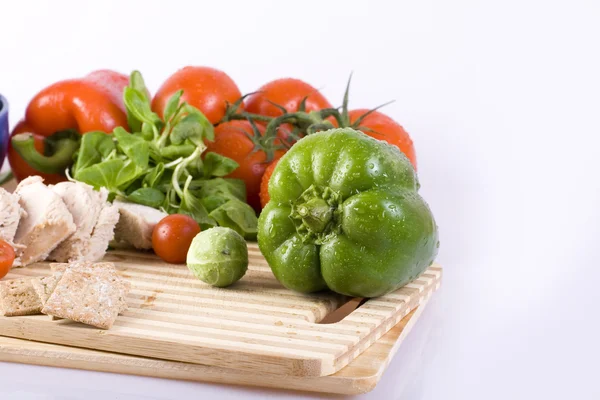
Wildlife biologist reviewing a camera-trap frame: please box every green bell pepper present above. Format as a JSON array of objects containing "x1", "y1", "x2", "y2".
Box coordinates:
[{"x1": 257, "y1": 128, "x2": 439, "y2": 298}]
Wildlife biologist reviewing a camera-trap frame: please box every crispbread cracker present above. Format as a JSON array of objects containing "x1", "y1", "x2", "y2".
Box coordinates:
[
  {"x1": 49, "y1": 263, "x2": 69, "y2": 273},
  {"x1": 47, "y1": 261, "x2": 129, "y2": 315},
  {"x1": 0, "y1": 278, "x2": 42, "y2": 316},
  {"x1": 41, "y1": 264, "x2": 129, "y2": 329},
  {"x1": 31, "y1": 275, "x2": 64, "y2": 321},
  {"x1": 31, "y1": 275, "x2": 59, "y2": 305}
]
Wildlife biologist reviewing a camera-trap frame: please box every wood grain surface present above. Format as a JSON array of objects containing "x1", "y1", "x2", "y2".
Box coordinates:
[
  {"x1": 0, "y1": 294, "x2": 434, "y2": 395},
  {"x1": 0, "y1": 245, "x2": 442, "y2": 377}
]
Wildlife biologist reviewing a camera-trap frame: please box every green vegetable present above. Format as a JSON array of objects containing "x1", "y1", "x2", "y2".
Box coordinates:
[
  {"x1": 127, "y1": 187, "x2": 165, "y2": 208},
  {"x1": 209, "y1": 199, "x2": 258, "y2": 240},
  {"x1": 11, "y1": 130, "x2": 82, "y2": 174},
  {"x1": 203, "y1": 152, "x2": 239, "y2": 177},
  {"x1": 126, "y1": 70, "x2": 152, "y2": 132},
  {"x1": 186, "y1": 227, "x2": 249, "y2": 287},
  {"x1": 71, "y1": 70, "x2": 258, "y2": 238},
  {"x1": 257, "y1": 128, "x2": 439, "y2": 298}
]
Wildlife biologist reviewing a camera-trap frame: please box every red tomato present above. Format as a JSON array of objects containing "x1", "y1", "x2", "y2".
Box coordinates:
[
  {"x1": 207, "y1": 121, "x2": 285, "y2": 211},
  {"x1": 259, "y1": 158, "x2": 280, "y2": 209},
  {"x1": 152, "y1": 214, "x2": 201, "y2": 264},
  {"x1": 152, "y1": 66, "x2": 243, "y2": 125},
  {"x1": 245, "y1": 78, "x2": 332, "y2": 117},
  {"x1": 335, "y1": 109, "x2": 417, "y2": 170},
  {"x1": 0, "y1": 239, "x2": 15, "y2": 279}
]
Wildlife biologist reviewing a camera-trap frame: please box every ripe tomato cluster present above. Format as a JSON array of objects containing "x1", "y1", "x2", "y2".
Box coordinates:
[{"x1": 150, "y1": 67, "x2": 418, "y2": 211}]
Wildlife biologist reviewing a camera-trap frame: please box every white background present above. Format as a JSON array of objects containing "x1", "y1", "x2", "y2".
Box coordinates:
[{"x1": 1, "y1": 0, "x2": 599, "y2": 399}]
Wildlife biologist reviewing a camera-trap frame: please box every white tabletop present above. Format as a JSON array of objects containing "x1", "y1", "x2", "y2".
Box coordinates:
[{"x1": 1, "y1": 1, "x2": 598, "y2": 398}]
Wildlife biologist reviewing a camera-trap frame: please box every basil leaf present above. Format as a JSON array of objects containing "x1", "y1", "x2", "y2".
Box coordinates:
[
  {"x1": 170, "y1": 106, "x2": 214, "y2": 145},
  {"x1": 127, "y1": 187, "x2": 165, "y2": 208},
  {"x1": 143, "y1": 163, "x2": 165, "y2": 188},
  {"x1": 209, "y1": 199, "x2": 258, "y2": 240},
  {"x1": 123, "y1": 86, "x2": 161, "y2": 128},
  {"x1": 180, "y1": 187, "x2": 216, "y2": 228},
  {"x1": 72, "y1": 132, "x2": 115, "y2": 176},
  {"x1": 163, "y1": 90, "x2": 183, "y2": 122},
  {"x1": 203, "y1": 152, "x2": 238, "y2": 177}
]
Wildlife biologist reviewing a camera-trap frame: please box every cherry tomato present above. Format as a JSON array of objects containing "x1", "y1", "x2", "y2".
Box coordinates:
[
  {"x1": 152, "y1": 214, "x2": 201, "y2": 264},
  {"x1": 207, "y1": 121, "x2": 285, "y2": 211},
  {"x1": 245, "y1": 78, "x2": 332, "y2": 117},
  {"x1": 0, "y1": 239, "x2": 15, "y2": 279},
  {"x1": 259, "y1": 158, "x2": 280, "y2": 209},
  {"x1": 152, "y1": 66, "x2": 243, "y2": 125},
  {"x1": 334, "y1": 109, "x2": 417, "y2": 170}
]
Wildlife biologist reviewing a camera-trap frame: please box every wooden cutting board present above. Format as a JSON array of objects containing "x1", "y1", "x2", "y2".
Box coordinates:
[
  {"x1": 0, "y1": 296, "x2": 432, "y2": 395},
  {"x1": 0, "y1": 244, "x2": 441, "y2": 378}
]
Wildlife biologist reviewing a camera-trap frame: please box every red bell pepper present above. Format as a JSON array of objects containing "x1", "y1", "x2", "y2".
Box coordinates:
[{"x1": 9, "y1": 70, "x2": 129, "y2": 183}]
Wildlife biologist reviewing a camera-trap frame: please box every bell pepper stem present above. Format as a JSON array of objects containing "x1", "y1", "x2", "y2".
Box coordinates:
[
  {"x1": 297, "y1": 198, "x2": 333, "y2": 234},
  {"x1": 11, "y1": 133, "x2": 80, "y2": 174}
]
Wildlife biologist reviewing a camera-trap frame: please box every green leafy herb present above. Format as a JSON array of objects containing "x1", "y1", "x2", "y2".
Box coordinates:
[
  {"x1": 163, "y1": 90, "x2": 184, "y2": 122},
  {"x1": 194, "y1": 178, "x2": 246, "y2": 202},
  {"x1": 143, "y1": 163, "x2": 165, "y2": 188},
  {"x1": 179, "y1": 177, "x2": 216, "y2": 227},
  {"x1": 170, "y1": 113, "x2": 213, "y2": 146},
  {"x1": 126, "y1": 71, "x2": 151, "y2": 132},
  {"x1": 141, "y1": 122, "x2": 155, "y2": 140},
  {"x1": 127, "y1": 187, "x2": 165, "y2": 208},
  {"x1": 68, "y1": 70, "x2": 257, "y2": 235},
  {"x1": 113, "y1": 127, "x2": 149, "y2": 168},
  {"x1": 184, "y1": 104, "x2": 215, "y2": 141},
  {"x1": 203, "y1": 152, "x2": 239, "y2": 177},
  {"x1": 209, "y1": 199, "x2": 258, "y2": 240},
  {"x1": 123, "y1": 86, "x2": 161, "y2": 128},
  {"x1": 72, "y1": 132, "x2": 115, "y2": 176},
  {"x1": 160, "y1": 143, "x2": 196, "y2": 160}
]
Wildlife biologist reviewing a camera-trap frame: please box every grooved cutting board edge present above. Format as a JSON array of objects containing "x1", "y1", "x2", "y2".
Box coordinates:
[
  {"x1": 0, "y1": 247, "x2": 441, "y2": 377},
  {"x1": 0, "y1": 293, "x2": 433, "y2": 395}
]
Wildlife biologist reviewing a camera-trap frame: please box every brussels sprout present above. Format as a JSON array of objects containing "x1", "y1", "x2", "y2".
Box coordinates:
[{"x1": 186, "y1": 227, "x2": 248, "y2": 287}]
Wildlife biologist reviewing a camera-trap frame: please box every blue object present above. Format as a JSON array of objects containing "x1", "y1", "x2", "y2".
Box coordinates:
[{"x1": 0, "y1": 95, "x2": 8, "y2": 170}]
